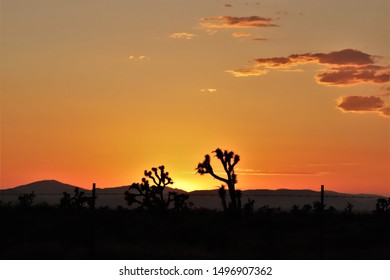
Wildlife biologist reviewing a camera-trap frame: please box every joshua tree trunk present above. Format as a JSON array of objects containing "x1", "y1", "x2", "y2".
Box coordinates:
[
  {"x1": 228, "y1": 182, "x2": 237, "y2": 210},
  {"x1": 218, "y1": 185, "x2": 228, "y2": 212},
  {"x1": 196, "y1": 148, "x2": 240, "y2": 213}
]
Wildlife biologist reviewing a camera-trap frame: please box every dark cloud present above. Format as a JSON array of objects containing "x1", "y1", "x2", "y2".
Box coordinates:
[
  {"x1": 253, "y1": 49, "x2": 376, "y2": 68},
  {"x1": 381, "y1": 107, "x2": 390, "y2": 118},
  {"x1": 337, "y1": 96, "x2": 384, "y2": 111},
  {"x1": 200, "y1": 16, "x2": 278, "y2": 29},
  {"x1": 380, "y1": 107, "x2": 390, "y2": 116},
  {"x1": 231, "y1": 49, "x2": 389, "y2": 86},
  {"x1": 316, "y1": 49, "x2": 375, "y2": 65},
  {"x1": 228, "y1": 48, "x2": 390, "y2": 118},
  {"x1": 317, "y1": 65, "x2": 390, "y2": 85},
  {"x1": 337, "y1": 96, "x2": 389, "y2": 117},
  {"x1": 224, "y1": 4, "x2": 232, "y2": 8},
  {"x1": 254, "y1": 56, "x2": 308, "y2": 67}
]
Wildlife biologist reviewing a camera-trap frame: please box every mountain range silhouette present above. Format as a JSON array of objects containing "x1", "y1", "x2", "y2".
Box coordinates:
[{"x1": 0, "y1": 180, "x2": 382, "y2": 211}]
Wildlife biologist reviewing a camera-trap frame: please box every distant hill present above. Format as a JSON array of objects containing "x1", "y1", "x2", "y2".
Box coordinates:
[
  {"x1": 0, "y1": 180, "x2": 383, "y2": 211},
  {"x1": 4, "y1": 180, "x2": 80, "y2": 194},
  {"x1": 0, "y1": 180, "x2": 192, "y2": 208}
]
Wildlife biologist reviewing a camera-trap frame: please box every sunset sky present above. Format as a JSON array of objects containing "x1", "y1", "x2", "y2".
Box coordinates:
[{"x1": 1, "y1": 0, "x2": 389, "y2": 195}]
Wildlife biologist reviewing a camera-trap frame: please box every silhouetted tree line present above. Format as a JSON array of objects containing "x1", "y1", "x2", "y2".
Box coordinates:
[
  {"x1": 0, "y1": 147, "x2": 389, "y2": 217},
  {"x1": 0, "y1": 190, "x2": 388, "y2": 217}
]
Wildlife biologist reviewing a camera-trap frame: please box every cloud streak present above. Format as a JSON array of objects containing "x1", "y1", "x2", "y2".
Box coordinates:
[
  {"x1": 226, "y1": 68, "x2": 268, "y2": 77},
  {"x1": 128, "y1": 55, "x2": 150, "y2": 61},
  {"x1": 200, "y1": 16, "x2": 278, "y2": 29},
  {"x1": 251, "y1": 38, "x2": 268, "y2": 42},
  {"x1": 235, "y1": 168, "x2": 328, "y2": 176},
  {"x1": 232, "y1": 32, "x2": 252, "y2": 37},
  {"x1": 201, "y1": 88, "x2": 217, "y2": 93},
  {"x1": 170, "y1": 32, "x2": 196, "y2": 40}
]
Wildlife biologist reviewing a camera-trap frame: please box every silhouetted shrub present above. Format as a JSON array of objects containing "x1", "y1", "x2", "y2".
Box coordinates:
[
  {"x1": 172, "y1": 193, "x2": 190, "y2": 211},
  {"x1": 374, "y1": 198, "x2": 390, "y2": 215},
  {"x1": 243, "y1": 198, "x2": 255, "y2": 215},
  {"x1": 302, "y1": 204, "x2": 312, "y2": 215},
  {"x1": 290, "y1": 204, "x2": 301, "y2": 215},
  {"x1": 344, "y1": 202, "x2": 354, "y2": 215},
  {"x1": 258, "y1": 205, "x2": 281, "y2": 214},
  {"x1": 18, "y1": 191, "x2": 36, "y2": 208},
  {"x1": 312, "y1": 201, "x2": 325, "y2": 215},
  {"x1": 326, "y1": 206, "x2": 338, "y2": 215}
]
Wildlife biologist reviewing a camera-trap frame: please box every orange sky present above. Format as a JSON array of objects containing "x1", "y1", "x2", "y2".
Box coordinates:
[{"x1": 1, "y1": 0, "x2": 389, "y2": 195}]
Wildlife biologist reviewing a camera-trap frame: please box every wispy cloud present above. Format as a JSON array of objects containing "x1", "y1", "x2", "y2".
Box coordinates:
[
  {"x1": 337, "y1": 96, "x2": 390, "y2": 117},
  {"x1": 200, "y1": 88, "x2": 217, "y2": 93},
  {"x1": 200, "y1": 16, "x2": 278, "y2": 29},
  {"x1": 226, "y1": 68, "x2": 268, "y2": 77},
  {"x1": 235, "y1": 168, "x2": 328, "y2": 176},
  {"x1": 170, "y1": 32, "x2": 196, "y2": 40},
  {"x1": 232, "y1": 32, "x2": 252, "y2": 37},
  {"x1": 379, "y1": 87, "x2": 390, "y2": 96},
  {"x1": 128, "y1": 55, "x2": 150, "y2": 61},
  {"x1": 251, "y1": 38, "x2": 268, "y2": 42},
  {"x1": 306, "y1": 163, "x2": 359, "y2": 167},
  {"x1": 277, "y1": 69, "x2": 304, "y2": 73}
]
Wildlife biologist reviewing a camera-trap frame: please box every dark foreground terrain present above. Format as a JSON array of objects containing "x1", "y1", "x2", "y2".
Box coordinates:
[{"x1": 1, "y1": 205, "x2": 389, "y2": 259}]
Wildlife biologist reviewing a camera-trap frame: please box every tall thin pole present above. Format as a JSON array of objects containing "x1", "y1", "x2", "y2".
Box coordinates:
[
  {"x1": 320, "y1": 184, "x2": 325, "y2": 259},
  {"x1": 92, "y1": 183, "x2": 96, "y2": 211},
  {"x1": 89, "y1": 183, "x2": 96, "y2": 258}
]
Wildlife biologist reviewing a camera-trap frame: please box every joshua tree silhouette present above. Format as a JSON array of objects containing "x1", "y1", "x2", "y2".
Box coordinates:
[
  {"x1": 125, "y1": 165, "x2": 189, "y2": 211},
  {"x1": 196, "y1": 148, "x2": 240, "y2": 212},
  {"x1": 18, "y1": 191, "x2": 35, "y2": 208},
  {"x1": 59, "y1": 187, "x2": 91, "y2": 209}
]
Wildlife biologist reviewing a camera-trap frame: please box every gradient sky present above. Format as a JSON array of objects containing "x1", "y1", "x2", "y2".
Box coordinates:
[{"x1": 1, "y1": 0, "x2": 389, "y2": 195}]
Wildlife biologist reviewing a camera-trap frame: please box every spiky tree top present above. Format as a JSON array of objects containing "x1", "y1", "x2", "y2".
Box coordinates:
[
  {"x1": 145, "y1": 165, "x2": 173, "y2": 189},
  {"x1": 125, "y1": 165, "x2": 188, "y2": 211},
  {"x1": 196, "y1": 148, "x2": 240, "y2": 185}
]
